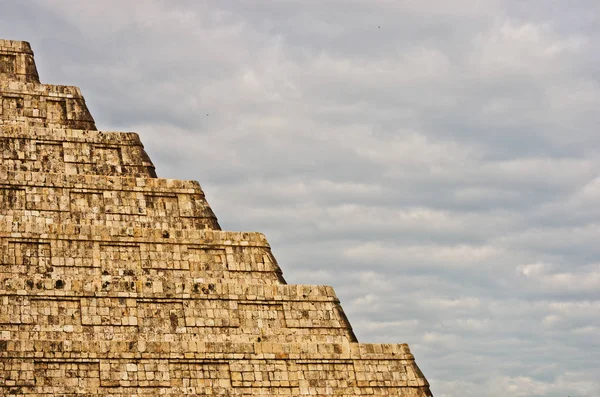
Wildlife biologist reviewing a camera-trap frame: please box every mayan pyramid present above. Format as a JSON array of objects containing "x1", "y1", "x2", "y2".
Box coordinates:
[{"x1": 0, "y1": 39, "x2": 432, "y2": 396}]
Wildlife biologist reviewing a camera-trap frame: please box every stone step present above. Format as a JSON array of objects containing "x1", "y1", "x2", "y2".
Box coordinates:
[
  {"x1": 1, "y1": 340, "x2": 420, "y2": 362},
  {"x1": 0, "y1": 40, "x2": 39, "y2": 83},
  {"x1": 0, "y1": 79, "x2": 96, "y2": 130},
  {"x1": 0, "y1": 169, "x2": 219, "y2": 230},
  {"x1": 0, "y1": 232, "x2": 283, "y2": 285},
  {"x1": 0, "y1": 125, "x2": 156, "y2": 177},
  {"x1": 0, "y1": 282, "x2": 339, "y2": 301},
  {"x1": 0, "y1": 290, "x2": 353, "y2": 344},
  {"x1": 0, "y1": 226, "x2": 267, "y2": 244},
  {"x1": 0, "y1": 346, "x2": 430, "y2": 394}
]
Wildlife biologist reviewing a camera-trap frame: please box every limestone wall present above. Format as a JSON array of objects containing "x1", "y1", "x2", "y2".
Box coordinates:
[
  {"x1": 0, "y1": 125, "x2": 156, "y2": 176},
  {"x1": 0, "y1": 231, "x2": 284, "y2": 287},
  {"x1": 0, "y1": 169, "x2": 219, "y2": 230},
  {"x1": 0, "y1": 289, "x2": 352, "y2": 344},
  {"x1": 0, "y1": 81, "x2": 96, "y2": 130},
  {"x1": 0, "y1": 40, "x2": 39, "y2": 83},
  {"x1": 1, "y1": 342, "x2": 429, "y2": 395}
]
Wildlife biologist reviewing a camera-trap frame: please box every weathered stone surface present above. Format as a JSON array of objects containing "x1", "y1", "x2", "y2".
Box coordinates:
[
  {"x1": 0, "y1": 40, "x2": 39, "y2": 83},
  {"x1": 0, "y1": 125, "x2": 156, "y2": 176},
  {"x1": 0, "y1": 39, "x2": 433, "y2": 396},
  {"x1": 0, "y1": 169, "x2": 220, "y2": 230}
]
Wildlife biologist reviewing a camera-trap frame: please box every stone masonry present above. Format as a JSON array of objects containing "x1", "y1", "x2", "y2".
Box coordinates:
[{"x1": 0, "y1": 39, "x2": 433, "y2": 396}]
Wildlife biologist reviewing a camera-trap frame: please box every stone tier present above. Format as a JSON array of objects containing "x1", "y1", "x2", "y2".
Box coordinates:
[
  {"x1": 0, "y1": 228, "x2": 276, "y2": 272},
  {"x1": 0, "y1": 40, "x2": 39, "y2": 83},
  {"x1": 0, "y1": 125, "x2": 156, "y2": 177},
  {"x1": 0, "y1": 342, "x2": 430, "y2": 396},
  {"x1": 0, "y1": 169, "x2": 219, "y2": 230},
  {"x1": 0, "y1": 80, "x2": 96, "y2": 130},
  {"x1": 0, "y1": 232, "x2": 284, "y2": 286},
  {"x1": 0, "y1": 286, "x2": 353, "y2": 344}
]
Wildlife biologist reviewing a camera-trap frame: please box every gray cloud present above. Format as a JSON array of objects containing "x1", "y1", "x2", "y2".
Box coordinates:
[{"x1": 1, "y1": 1, "x2": 599, "y2": 395}]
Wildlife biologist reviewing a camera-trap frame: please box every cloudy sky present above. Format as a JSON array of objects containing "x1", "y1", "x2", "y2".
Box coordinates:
[{"x1": 2, "y1": 1, "x2": 600, "y2": 396}]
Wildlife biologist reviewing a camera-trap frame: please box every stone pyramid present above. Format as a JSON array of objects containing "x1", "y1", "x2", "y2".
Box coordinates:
[{"x1": 0, "y1": 39, "x2": 432, "y2": 396}]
